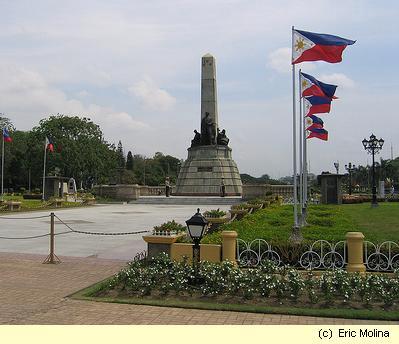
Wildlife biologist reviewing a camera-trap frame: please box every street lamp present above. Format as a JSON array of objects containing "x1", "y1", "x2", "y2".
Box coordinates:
[
  {"x1": 334, "y1": 161, "x2": 339, "y2": 174},
  {"x1": 186, "y1": 208, "x2": 208, "y2": 279},
  {"x1": 345, "y1": 162, "x2": 356, "y2": 195},
  {"x1": 362, "y1": 134, "x2": 384, "y2": 207}
]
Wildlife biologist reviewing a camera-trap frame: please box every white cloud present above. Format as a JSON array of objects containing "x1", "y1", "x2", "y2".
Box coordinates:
[
  {"x1": 319, "y1": 73, "x2": 355, "y2": 89},
  {"x1": 76, "y1": 90, "x2": 89, "y2": 98},
  {"x1": 267, "y1": 48, "x2": 291, "y2": 73},
  {"x1": 267, "y1": 47, "x2": 315, "y2": 73},
  {"x1": 129, "y1": 77, "x2": 176, "y2": 111},
  {"x1": 0, "y1": 63, "x2": 148, "y2": 135}
]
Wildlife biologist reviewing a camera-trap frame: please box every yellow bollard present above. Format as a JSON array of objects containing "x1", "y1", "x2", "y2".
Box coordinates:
[
  {"x1": 345, "y1": 232, "x2": 366, "y2": 273},
  {"x1": 221, "y1": 231, "x2": 238, "y2": 265}
]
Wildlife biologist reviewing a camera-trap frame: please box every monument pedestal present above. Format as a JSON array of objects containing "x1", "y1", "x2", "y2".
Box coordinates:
[{"x1": 174, "y1": 145, "x2": 242, "y2": 196}]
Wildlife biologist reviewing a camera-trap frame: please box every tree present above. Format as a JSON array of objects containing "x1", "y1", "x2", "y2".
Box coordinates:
[
  {"x1": 0, "y1": 114, "x2": 15, "y2": 131},
  {"x1": 126, "y1": 151, "x2": 134, "y2": 170},
  {"x1": 116, "y1": 140, "x2": 125, "y2": 168},
  {"x1": 30, "y1": 115, "x2": 119, "y2": 188}
]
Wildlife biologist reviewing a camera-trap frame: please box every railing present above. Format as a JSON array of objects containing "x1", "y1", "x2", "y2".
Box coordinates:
[
  {"x1": 299, "y1": 240, "x2": 346, "y2": 270},
  {"x1": 237, "y1": 239, "x2": 281, "y2": 267},
  {"x1": 237, "y1": 239, "x2": 347, "y2": 270},
  {"x1": 237, "y1": 238, "x2": 399, "y2": 272},
  {"x1": 364, "y1": 241, "x2": 399, "y2": 272}
]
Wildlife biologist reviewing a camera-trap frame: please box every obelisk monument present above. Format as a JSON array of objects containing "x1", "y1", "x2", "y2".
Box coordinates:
[
  {"x1": 174, "y1": 53, "x2": 242, "y2": 196},
  {"x1": 201, "y1": 54, "x2": 218, "y2": 134}
]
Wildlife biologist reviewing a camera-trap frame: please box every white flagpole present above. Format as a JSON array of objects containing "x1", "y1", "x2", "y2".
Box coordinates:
[
  {"x1": 298, "y1": 68, "x2": 303, "y2": 226},
  {"x1": 42, "y1": 138, "x2": 47, "y2": 201},
  {"x1": 303, "y1": 95, "x2": 308, "y2": 221},
  {"x1": 292, "y1": 26, "x2": 298, "y2": 229},
  {"x1": 1, "y1": 130, "x2": 4, "y2": 201}
]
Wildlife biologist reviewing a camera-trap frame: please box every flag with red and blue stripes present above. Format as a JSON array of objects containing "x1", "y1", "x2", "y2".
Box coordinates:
[
  {"x1": 301, "y1": 72, "x2": 338, "y2": 99},
  {"x1": 304, "y1": 96, "x2": 332, "y2": 116},
  {"x1": 307, "y1": 127, "x2": 328, "y2": 141},
  {"x1": 292, "y1": 29, "x2": 355, "y2": 64},
  {"x1": 2, "y1": 128, "x2": 12, "y2": 142}
]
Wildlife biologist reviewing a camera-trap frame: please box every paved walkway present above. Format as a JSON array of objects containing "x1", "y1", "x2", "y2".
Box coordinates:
[
  {"x1": 0, "y1": 252, "x2": 397, "y2": 325},
  {"x1": 0, "y1": 203, "x2": 231, "y2": 260}
]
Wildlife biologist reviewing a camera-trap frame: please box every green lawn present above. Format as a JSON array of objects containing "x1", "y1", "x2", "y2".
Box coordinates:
[
  {"x1": 202, "y1": 202, "x2": 399, "y2": 245},
  {"x1": 0, "y1": 194, "x2": 90, "y2": 212}
]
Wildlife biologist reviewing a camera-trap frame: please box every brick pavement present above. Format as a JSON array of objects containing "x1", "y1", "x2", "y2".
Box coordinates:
[{"x1": 0, "y1": 252, "x2": 397, "y2": 325}]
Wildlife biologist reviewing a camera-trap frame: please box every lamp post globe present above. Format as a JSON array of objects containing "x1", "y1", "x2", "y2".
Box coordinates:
[{"x1": 186, "y1": 208, "x2": 208, "y2": 272}]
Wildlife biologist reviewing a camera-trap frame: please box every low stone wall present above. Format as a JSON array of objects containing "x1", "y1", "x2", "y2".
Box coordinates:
[
  {"x1": 171, "y1": 243, "x2": 221, "y2": 263},
  {"x1": 269, "y1": 184, "x2": 294, "y2": 196},
  {"x1": 242, "y1": 184, "x2": 293, "y2": 200},
  {"x1": 93, "y1": 183, "x2": 293, "y2": 201},
  {"x1": 93, "y1": 184, "x2": 140, "y2": 201},
  {"x1": 242, "y1": 184, "x2": 268, "y2": 200},
  {"x1": 140, "y1": 186, "x2": 175, "y2": 196}
]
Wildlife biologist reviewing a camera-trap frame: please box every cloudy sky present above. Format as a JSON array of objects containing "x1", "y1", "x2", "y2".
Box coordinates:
[{"x1": 1, "y1": 0, "x2": 398, "y2": 178}]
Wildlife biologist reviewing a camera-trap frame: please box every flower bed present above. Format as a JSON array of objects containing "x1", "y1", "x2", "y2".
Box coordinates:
[{"x1": 87, "y1": 254, "x2": 399, "y2": 318}]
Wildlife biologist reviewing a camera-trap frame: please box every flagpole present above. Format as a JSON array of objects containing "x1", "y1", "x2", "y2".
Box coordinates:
[
  {"x1": 42, "y1": 139, "x2": 47, "y2": 201},
  {"x1": 291, "y1": 26, "x2": 298, "y2": 230},
  {"x1": 1, "y1": 130, "x2": 4, "y2": 202},
  {"x1": 298, "y1": 68, "x2": 303, "y2": 226},
  {"x1": 303, "y1": 94, "x2": 308, "y2": 222}
]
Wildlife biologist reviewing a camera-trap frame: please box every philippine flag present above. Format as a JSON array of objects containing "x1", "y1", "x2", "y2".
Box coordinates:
[
  {"x1": 301, "y1": 72, "x2": 338, "y2": 99},
  {"x1": 307, "y1": 128, "x2": 328, "y2": 141},
  {"x1": 304, "y1": 96, "x2": 332, "y2": 116},
  {"x1": 292, "y1": 29, "x2": 355, "y2": 64},
  {"x1": 45, "y1": 137, "x2": 54, "y2": 152},
  {"x1": 2, "y1": 128, "x2": 12, "y2": 142},
  {"x1": 306, "y1": 114, "x2": 324, "y2": 131}
]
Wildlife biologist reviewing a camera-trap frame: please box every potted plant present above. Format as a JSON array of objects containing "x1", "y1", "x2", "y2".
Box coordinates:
[
  {"x1": 143, "y1": 220, "x2": 187, "y2": 259},
  {"x1": 203, "y1": 209, "x2": 228, "y2": 233},
  {"x1": 230, "y1": 203, "x2": 249, "y2": 220},
  {"x1": 203, "y1": 208, "x2": 227, "y2": 220},
  {"x1": 247, "y1": 198, "x2": 264, "y2": 211},
  {"x1": 152, "y1": 220, "x2": 186, "y2": 236},
  {"x1": 80, "y1": 193, "x2": 96, "y2": 205}
]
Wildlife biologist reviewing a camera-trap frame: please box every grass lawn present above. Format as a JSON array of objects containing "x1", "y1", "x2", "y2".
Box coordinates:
[
  {"x1": 202, "y1": 202, "x2": 399, "y2": 245},
  {"x1": 0, "y1": 194, "x2": 90, "y2": 212}
]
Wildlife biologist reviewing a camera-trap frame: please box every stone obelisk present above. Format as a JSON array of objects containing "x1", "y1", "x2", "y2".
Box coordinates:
[
  {"x1": 174, "y1": 53, "x2": 242, "y2": 196},
  {"x1": 201, "y1": 53, "x2": 218, "y2": 133}
]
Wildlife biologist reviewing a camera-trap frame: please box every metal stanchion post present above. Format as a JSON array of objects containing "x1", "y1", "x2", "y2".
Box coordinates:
[{"x1": 43, "y1": 212, "x2": 61, "y2": 264}]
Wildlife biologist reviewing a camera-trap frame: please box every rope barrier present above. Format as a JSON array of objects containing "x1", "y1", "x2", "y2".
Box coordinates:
[
  {"x1": 54, "y1": 214, "x2": 150, "y2": 236},
  {"x1": 0, "y1": 214, "x2": 50, "y2": 220},
  {"x1": 0, "y1": 233, "x2": 50, "y2": 240},
  {"x1": 0, "y1": 212, "x2": 150, "y2": 264}
]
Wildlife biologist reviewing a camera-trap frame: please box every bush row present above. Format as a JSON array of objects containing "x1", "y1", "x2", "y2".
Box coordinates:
[{"x1": 104, "y1": 253, "x2": 399, "y2": 308}]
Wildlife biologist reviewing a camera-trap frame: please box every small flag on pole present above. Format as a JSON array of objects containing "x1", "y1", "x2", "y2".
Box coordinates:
[
  {"x1": 2, "y1": 128, "x2": 12, "y2": 142},
  {"x1": 306, "y1": 114, "x2": 324, "y2": 131},
  {"x1": 307, "y1": 127, "x2": 328, "y2": 141},
  {"x1": 45, "y1": 137, "x2": 54, "y2": 152},
  {"x1": 304, "y1": 96, "x2": 332, "y2": 116},
  {"x1": 292, "y1": 29, "x2": 355, "y2": 64},
  {"x1": 301, "y1": 72, "x2": 338, "y2": 99}
]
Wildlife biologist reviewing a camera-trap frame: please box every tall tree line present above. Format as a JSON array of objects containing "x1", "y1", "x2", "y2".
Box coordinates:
[{"x1": 0, "y1": 114, "x2": 182, "y2": 191}]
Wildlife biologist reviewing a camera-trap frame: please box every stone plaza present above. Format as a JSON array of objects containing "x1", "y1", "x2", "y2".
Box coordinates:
[{"x1": 0, "y1": 203, "x2": 231, "y2": 260}]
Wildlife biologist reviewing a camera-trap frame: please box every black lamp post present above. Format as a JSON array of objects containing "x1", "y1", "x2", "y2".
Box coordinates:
[
  {"x1": 362, "y1": 134, "x2": 384, "y2": 207},
  {"x1": 345, "y1": 162, "x2": 356, "y2": 195},
  {"x1": 186, "y1": 208, "x2": 208, "y2": 280}
]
